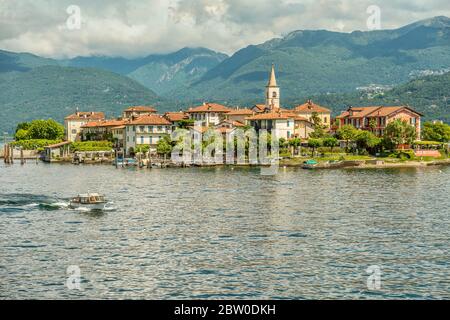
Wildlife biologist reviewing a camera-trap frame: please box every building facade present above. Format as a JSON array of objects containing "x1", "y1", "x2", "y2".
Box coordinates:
[
  {"x1": 293, "y1": 100, "x2": 332, "y2": 128},
  {"x1": 186, "y1": 103, "x2": 231, "y2": 126},
  {"x1": 124, "y1": 114, "x2": 173, "y2": 155},
  {"x1": 122, "y1": 106, "x2": 157, "y2": 119},
  {"x1": 336, "y1": 106, "x2": 422, "y2": 139},
  {"x1": 64, "y1": 111, "x2": 105, "y2": 142}
]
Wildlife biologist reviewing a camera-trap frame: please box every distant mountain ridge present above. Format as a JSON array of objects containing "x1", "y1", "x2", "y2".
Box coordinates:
[
  {"x1": 178, "y1": 16, "x2": 450, "y2": 104},
  {"x1": 1, "y1": 16, "x2": 450, "y2": 133}
]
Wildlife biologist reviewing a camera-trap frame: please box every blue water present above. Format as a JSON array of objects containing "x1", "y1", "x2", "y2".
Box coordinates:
[{"x1": 0, "y1": 162, "x2": 449, "y2": 299}]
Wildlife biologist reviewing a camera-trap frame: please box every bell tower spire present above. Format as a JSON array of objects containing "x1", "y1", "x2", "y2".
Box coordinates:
[{"x1": 265, "y1": 64, "x2": 280, "y2": 111}]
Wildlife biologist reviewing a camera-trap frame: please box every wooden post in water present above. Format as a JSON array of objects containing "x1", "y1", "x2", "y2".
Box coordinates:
[
  {"x1": 20, "y1": 148, "x2": 25, "y2": 165},
  {"x1": 3, "y1": 144, "x2": 8, "y2": 164},
  {"x1": 10, "y1": 145, "x2": 14, "y2": 164}
]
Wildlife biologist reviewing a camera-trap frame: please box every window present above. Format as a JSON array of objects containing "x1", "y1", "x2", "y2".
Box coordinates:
[
  {"x1": 140, "y1": 136, "x2": 144, "y2": 144},
  {"x1": 132, "y1": 126, "x2": 135, "y2": 132},
  {"x1": 287, "y1": 131, "x2": 291, "y2": 138},
  {"x1": 72, "y1": 129, "x2": 77, "y2": 134},
  {"x1": 157, "y1": 126, "x2": 163, "y2": 131},
  {"x1": 272, "y1": 92, "x2": 277, "y2": 98},
  {"x1": 287, "y1": 120, "x2": 291, "y2": 127},
  {"x1": 410, "y1": 118, "x2": 416, "y2": 125},
  {"x1": 140, "y1": 126, "x2": 145, "y2": 132},
  {"x1": 324, "y1": 117, "x2": 328, "y2": 123},
  {"x1": 150, "y1": 136, "x2": 153, "y2": 144}
]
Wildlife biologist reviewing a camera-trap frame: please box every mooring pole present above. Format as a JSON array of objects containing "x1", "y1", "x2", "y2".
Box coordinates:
[{"x1": 20, "y1": 148, "x2": 24, "y2": 165}]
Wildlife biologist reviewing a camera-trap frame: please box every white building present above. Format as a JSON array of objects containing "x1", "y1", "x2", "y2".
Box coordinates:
[
  {"x1": 186, "y1": 103, "x2": 231, "y2": 127},
  {"x1": 122, "y1": 106, "x2": 157, "y2": 119},
  {"x1": 64, "y1": 111, "x2": 105, "y2": 142},
  {"x1": 124, "y1": 114, "x2": 173, "y2": 155}
]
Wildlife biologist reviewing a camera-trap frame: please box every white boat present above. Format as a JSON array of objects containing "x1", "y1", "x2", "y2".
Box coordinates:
[{"x1": 69, "y1": 193, "x2": 107, "y2": 210}]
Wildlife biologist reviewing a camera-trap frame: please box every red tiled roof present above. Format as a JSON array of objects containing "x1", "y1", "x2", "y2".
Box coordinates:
[
  {"x1": 164, "y1": 112, "x2": 189, "y2": 122},
  {"x1": 65, "y1": 112, "x2": 105, "y2": 121},
  {"x1": 246, "y1": 112, "x2": 310, "y2": 121},
  {"x1": 186, "y1": 103, "x2": 231, "y2": 113},
  {"x1": 124, "y1": 106, "x2": 157, "y2": 112},
  {"x1": 128, "y1": 114, "x2": 172, "y2": 125},
  {"x1": 81, "y1": 119, "x2": 128, "y2": 128},
  {"x1": 226, "y1": 108, "x2": 254, "y2": 116},
  {"x1": 337, "y1": 106, "x2": 423, "y2": 119},
  {"x1": 294, "y1": 100, "x2": 331, "y2": 113}
]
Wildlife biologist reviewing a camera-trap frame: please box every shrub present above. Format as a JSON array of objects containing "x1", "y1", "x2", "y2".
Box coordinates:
[
  {"x1": 72, "y1": 141, "x2": 113, "y2": 152},
  {"x1": 11, "y1": 139, "x2": 62, "y2": 150}
]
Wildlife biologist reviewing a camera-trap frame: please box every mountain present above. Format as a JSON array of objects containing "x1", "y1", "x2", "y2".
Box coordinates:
[
  {"x1": 289, "y1": 71, "x2": 450, "y2": 123},
  {"x1": 173, "y1": 16, "x2": 450, "y2": 105},
  {"x1": 63, "y1": 47, "x2": 228, "y2": 94},
  {"x1": 0, "y1": 65, "x2": 162, "y2": 134}
]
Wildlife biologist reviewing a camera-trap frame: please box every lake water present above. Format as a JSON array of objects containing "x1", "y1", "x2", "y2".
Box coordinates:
[{"x1": 1, "y1": 162, "x2": 449, "y2": 299}]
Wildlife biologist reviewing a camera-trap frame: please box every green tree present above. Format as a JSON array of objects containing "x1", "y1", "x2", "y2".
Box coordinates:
[
  {"x1": 14, "y1": 129, "x2": 30, "y2": 141},
  {"x1": 309, "y1": 111, "x2": 326, "y2": 138},
  {"x1": 323, "y1": 137, "x2": 338, "y2": 152},
  {"x1": 383, "y1": 119, "x2": 417, "y2": 149},
  {"x1": 157, "y1": 136, "x2": 172, "y2": 159},
  {"x1": 336, "y1": 125, "x2": 359, "y2": 151},
  {"x1": 26, "y1": 119, "x2": 64, "y2": 140},
  {"x1": 289, "y1": 138, "x2": 302, "y2": 156},
  {"x1": 355, "y1": 131, "x2": 381, "y2": 154},
  {"x1": 15, "y1": 122, "x2": 30, "y2": 133},
  {"x1": 308, "y1": 138, "x2": 322, "y2": 156},
  {"x1": 422, "y1": 122, "x2": 450, "y2": 142}
]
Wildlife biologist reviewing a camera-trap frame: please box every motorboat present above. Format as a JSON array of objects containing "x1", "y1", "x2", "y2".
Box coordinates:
[{"x1": 69, "y1": 193, "x2": 107, "y2": 210}]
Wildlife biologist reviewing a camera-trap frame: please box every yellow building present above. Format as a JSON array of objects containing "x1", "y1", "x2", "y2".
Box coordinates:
[{"x1": 293, "y1": 100, "x2": 332, "y2": 128}]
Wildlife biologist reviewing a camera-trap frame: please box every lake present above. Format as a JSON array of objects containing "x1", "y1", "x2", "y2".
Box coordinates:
[{"x1": 0, "y1": 162, "x2": 449, "y2": 299}]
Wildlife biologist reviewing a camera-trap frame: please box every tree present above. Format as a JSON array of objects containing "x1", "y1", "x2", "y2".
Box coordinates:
[
  {"x1": 336, "y1": 125, "x2": 359, "y2": 151},
  {"x1": 308, "y1": 138, "x2": 322, "y2": 156},
  {"x1": 309, "y1": 111, "x2": 327, "y2": 138},
  {"x1": 157, "y1": 136, "x2": 172, "y2": 159},
  {"x1": 15, "y1": 129, "x2": 30, "y2": 141},
  {"x1": 355, "y1": 131, "x2": 381, "y2": 154},
  {"x1": 383, "y1": 119, "x2": 417, "y2": 149},
  {"x1": 422, "y1": 122, "x2": 450, "y2": 142},
  {"x1": 26, "y1": 119, "x2": 65, "y2": 140},
  {"x1": 289, "y1": 138, "x2": 302, "y2": 156},
  {"x1": 323, "y1": 137, "x2": 338, "y2": 153}
]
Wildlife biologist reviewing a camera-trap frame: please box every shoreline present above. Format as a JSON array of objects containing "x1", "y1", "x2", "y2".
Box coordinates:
[{"x1": 3, "y1": 157, "x2": 450, "y2": 170}]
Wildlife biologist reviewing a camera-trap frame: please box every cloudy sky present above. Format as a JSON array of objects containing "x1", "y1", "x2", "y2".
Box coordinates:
[{"x1": 1, "y1": 0, "x2": 449, "y2": 58}]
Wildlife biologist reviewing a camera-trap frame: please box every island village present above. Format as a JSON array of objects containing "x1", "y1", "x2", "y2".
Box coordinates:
[{"x1": 2, "y1": 65, "x2": 449, "y2": 168}]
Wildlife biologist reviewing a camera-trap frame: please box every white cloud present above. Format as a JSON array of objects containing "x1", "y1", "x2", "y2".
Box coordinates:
[{"x1": 0, "y1": 0, "x2": 449, "y2": 58}]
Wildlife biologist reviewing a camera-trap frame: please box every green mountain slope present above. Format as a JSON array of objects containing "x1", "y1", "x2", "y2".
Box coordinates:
[
  {"x1": 174, "y1": 16, "x2": 450, "y2": 104},
  {"x1": 0, "y1": 66, "x2": 163, "y2": 134},
  {"x1": 289, "y1": 72, "x2": 450, "y2": 123},
  {"x1": 63, "y1": 47, "x2": 228, "y2": 94}
]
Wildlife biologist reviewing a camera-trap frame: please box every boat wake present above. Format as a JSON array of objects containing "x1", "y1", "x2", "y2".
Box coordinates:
[{"x1": 0, "y1": 194, "x2": 69, "y2": 213}]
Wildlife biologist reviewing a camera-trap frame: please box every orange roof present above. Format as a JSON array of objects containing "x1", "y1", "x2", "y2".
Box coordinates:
[
  {"x1": 124, "y1": 106, "x2": 157, "y2": 113},
  {"x1": 128, "y1": 114, "x2": 172, "y2": 125},
  {"x1": 164, "y1": 112, "x2": 189, "y2": 122},
  {"x1": 337, "y1": 106, "x2": 423, "y2": 119},
  {"x1": 81, "y1": 119, "x2": 128, "y2": 128},
  {"x1": 223, "y1": 119, "x2": 246, "y2": 127},
  {"x1": 294, "y1": 100, "x2": 331, "y2": 113},
  {"x1": 186, "y1": 102, "x2": 231, "y2": 113},
  {"x1": 246, "y1": 112, "x2": 309, "y2": 121},
  {"x1": 65, "y1": 112, "x2": 105, "y2": 121},
  {"x1": 226, "y1": 108, "x2": 254, "y2": 115}
]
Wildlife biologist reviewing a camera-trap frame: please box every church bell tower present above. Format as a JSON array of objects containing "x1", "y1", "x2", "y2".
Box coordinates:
[{"x1": 265, "y1": 64, "x2": 280, "y2": 111}]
